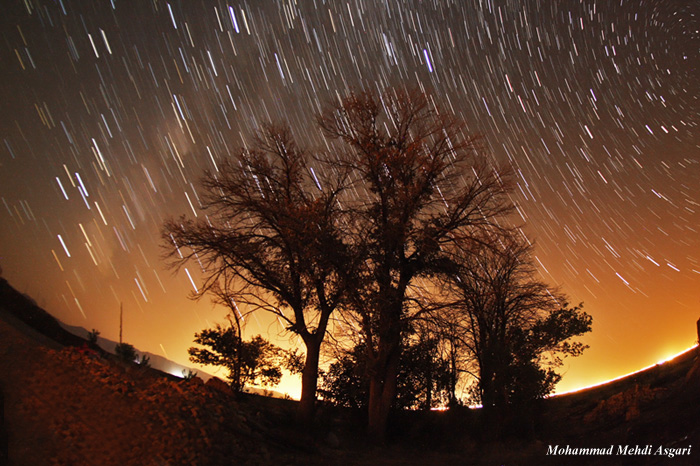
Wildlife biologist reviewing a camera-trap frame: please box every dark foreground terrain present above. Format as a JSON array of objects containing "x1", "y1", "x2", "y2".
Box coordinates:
[{"x1": 1, "y1": 277, "x2": 699, "y2": 465}]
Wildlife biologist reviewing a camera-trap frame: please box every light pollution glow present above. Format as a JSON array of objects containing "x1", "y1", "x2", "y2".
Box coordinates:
[{"x1": 0, "y1": 1, "x2": 698, "y2": 401}]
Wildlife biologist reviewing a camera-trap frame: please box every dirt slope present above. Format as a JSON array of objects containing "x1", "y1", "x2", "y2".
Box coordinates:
[{"x1": 1, "y1": 276, "x2": 699, "y2": 465}]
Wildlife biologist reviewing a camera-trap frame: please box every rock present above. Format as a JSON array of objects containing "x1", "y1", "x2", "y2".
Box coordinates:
[
  {"x1": 206, "y1": 377, "x2": 234, "y2": 396},
  {"x1": 188, "y1": 376, "x2": 205, "y2": 386}
]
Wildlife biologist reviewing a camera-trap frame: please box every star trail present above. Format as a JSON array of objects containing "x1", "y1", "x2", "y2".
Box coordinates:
[{"x1": 0, "y1": 0, "x2": 698, "y2": 396}]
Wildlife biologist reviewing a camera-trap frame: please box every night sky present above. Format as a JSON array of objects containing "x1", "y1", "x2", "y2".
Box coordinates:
[{"x1": 1, "y1": 0, "x2": 698, "y2": 398}]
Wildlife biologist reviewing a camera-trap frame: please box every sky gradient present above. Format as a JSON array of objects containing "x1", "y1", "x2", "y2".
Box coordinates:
[{"x1": 1, "y1": 0, "x2": 698, "y2": 398}]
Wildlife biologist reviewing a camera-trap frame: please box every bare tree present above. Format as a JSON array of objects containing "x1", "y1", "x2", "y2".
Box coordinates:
[
  {"x1": 318, "y1": 88, "x2": 514, "y2": 439},
  {"x1": 443, "y1": 233, "x2": 592, "y2": 409},
  {"x1": 202, "y1": 272, "x2": 247, "y2": 391},
  {"x1": 163, "y1": 125, "x2": 347, "y2": 426}
]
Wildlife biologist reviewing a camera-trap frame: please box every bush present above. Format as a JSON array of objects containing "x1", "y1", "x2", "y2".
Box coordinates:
[
  {"x1": 115, "y1": 342, "x2": 137, "y2": 363},
  {"x1": 87, "y1": 329, "x2": 100, "y2": 348},
  {"x1": 138, "y1": 354, "x2": 151, "y2": 368},
  {"x1": 182, "y1": 369, "x2": 197, "y2": 380}
]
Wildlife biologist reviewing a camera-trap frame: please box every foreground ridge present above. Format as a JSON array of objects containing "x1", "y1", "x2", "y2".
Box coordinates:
[{"x1": 1, "y1": 279, "x2": 699, "y2": 465}]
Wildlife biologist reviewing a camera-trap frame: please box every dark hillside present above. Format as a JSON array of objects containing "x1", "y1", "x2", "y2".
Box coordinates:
[
  {"x1": 0, "y1": 278, "x2": 86, "y2": 348},
  {"x1": 536, "y1": 347, "x2": 700, "y2": 465},
  {"x1": 1, "y1": 277, "x2": 699, "y2": 465},
  {"x1": 0, "y1": 279, "x2": 338, "y2": 465}
]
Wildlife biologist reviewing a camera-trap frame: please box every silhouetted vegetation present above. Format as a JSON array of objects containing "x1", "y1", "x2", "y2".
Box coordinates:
[
  {"x1": 164, "y1": 124, "x2": 348, "y2": 425},
  {"x1": 137, "y1": 353, "x2": 151, "y2": 368},
  {"x1": 320, "y1": 329, "x2": 453, "y2": 410},
  {"x1": 164, "y1": 88, "x2": 592, "y2": 440},
  {"x1": 87, "y1": 329, "x2": 100, "y2": 349},
  {"x1": 317, "y1": 88, "x2": 515, "y2": 438},
  {"x1": 439, "y1": 234, "x2": 592, "y2": 409},
  {"x1": 182, "y1": 369, "x2": 197, "y2": 380},
  {"x1": 189, "y1": 325, "x2": 294, "y2": 391},
  {"x1": 115, "y1": 342, "x2": 138, "y2": 363}
]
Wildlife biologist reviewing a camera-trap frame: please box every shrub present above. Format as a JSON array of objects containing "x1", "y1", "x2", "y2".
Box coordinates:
[
  {"x1": 87, "y1": 329, "x2": 100, "y2": 348},
  {"x1": 115, "y1": 342, "x2": 137, "y2": 363}
]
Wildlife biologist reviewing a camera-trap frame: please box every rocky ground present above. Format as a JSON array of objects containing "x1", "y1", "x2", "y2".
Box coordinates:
[
  {"x1": 1, "y1": 276, "x2": 700, "y2": 465},
  {"x1": 0, "y1": 310, "x2": 352, "y2": 465}
]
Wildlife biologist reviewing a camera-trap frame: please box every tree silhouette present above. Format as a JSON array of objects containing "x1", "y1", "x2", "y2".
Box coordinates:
[
  {"x1": 87, "y1": 329, "x2": 100, "y2": 349},
  {"x1": 115, "y1": 342, "x2": 138, "y2": 364},
  {"x1": 320, "y1": 328, "x2": 453, "y2": 411},
  {"x1": 204, "y1": 274, "x2": 247, "y2": 393},
  {"x1": 402, "y1": 323, "x2": 454, "y2": 411},
  {"x1": 442, "y1": 233, "x2": 592, "y2": 409},
  {"x1": 163, "y1": 125, "x2": 347, "y2": 425},
  {"x1": 162, "y1": 88, "x2": 584, "y2": 441},
  {"x1": 189, "y1": 327, "x2": 287, "y2": 389},
  {"x1": 318, "y1": 88, "x2": 514, "y2": 439}
]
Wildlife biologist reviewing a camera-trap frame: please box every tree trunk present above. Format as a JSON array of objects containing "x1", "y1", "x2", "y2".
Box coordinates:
[
  {"x1": 449, "y1": 345, "x2": 458, "y2": 407},
  {"x1": 425, "y1": 363, "x2": 433, "y2": 410},
  {"x1": 480, "y1": 359, "x2": 495, "y2": 409},
  {"x1": 233, "y1": 321, "x2": 242, "y2": 392},
  {"x1": 367, "y1": 348, "x2": 400, "y2": 442},
  {"x1": 367, "y1": 373, "x2": 384, "y2": 438},
  {"x1": 297, "y1": 337, "x2": 321, "y2": 427}
]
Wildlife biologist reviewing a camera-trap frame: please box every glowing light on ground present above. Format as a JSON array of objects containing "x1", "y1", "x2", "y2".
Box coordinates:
[{"x1": 550, "y1": 344, "x2": 699, "y2": 398}]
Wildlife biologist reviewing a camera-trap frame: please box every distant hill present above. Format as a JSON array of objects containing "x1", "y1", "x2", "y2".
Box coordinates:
[
  {"x1": 0, "y1": 277, "x2": 204, "y2": 380},
  {"x1": 0, "y1": 277, "x2": 289, "y2": 397},
  {"x1": 0, "y1": 277, "x2": 86, "y2": 348},
  {"x1": 57, "y1": 320, "x2": 210, "y2": 380}
]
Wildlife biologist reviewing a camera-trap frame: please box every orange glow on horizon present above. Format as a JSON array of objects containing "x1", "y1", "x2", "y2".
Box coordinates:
[
  {"x1": 175, "y1": 342, "x2": 699, "y2": 404},
  {"x1": 551, "y1": 344, "x2": 699, "y2": 397},
  {"x1": 0, "y1": 0, "x2": 697, "y2": 421}
]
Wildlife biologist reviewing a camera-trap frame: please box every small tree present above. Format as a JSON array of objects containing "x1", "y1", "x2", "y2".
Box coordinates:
[
  {"x1": 503, "y1": 304, "x2": 591, "y2": 403},
  {"x1": 320, "y1": 331, "x2": 452, "y2": 410},
  {"x1": 399, "y1": 327, "x2": 453, "y2": 410},
  {"x1": 115, "y1": 342, "x2": 138, "y2": 363},
  {"x1": 137, "y1": 353, "x2": 151, "y2": 368},
  {"x1": 319, "y1": 344, "x2": 368, "y2": 410},
  {"x1": 188, "y1": 325, "x2": 289, "y2": 390},
  {"x1": 87, "y1": 329, "x2": 100, "y2": 348},
  {"x1": 182, "y1": 369, "x2": 197, "y2": 380}
]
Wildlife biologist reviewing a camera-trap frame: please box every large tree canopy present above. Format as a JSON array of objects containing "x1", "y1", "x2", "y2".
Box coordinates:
[
  {"x1": 318, "y1": 88, "x2": 514, "y2": 438},
  {"x1": 163, "y1": 124, "x2": 347, "y2": 425},
  {"x1": 164, "y1": 88, "x2": 590, "y2": 441}
]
